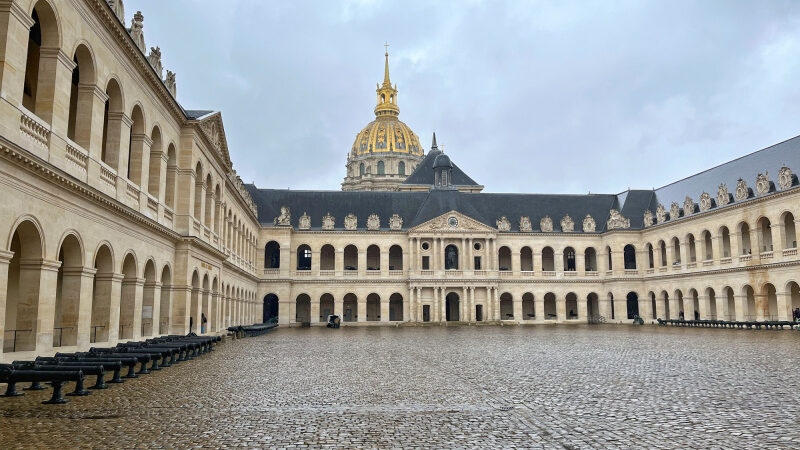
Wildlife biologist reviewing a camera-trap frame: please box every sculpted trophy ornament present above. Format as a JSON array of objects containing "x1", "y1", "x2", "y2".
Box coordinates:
[
  {"x1": 496, "y1": 216, "x2": 511, "y2": 232},
  {"x1": 560, "y1": 215, "x2": 574, "y2": 232},
  {"x1": 643, "y1": 210, "x2": 654, "y2": 227},
  {"x1": 274, "y1": 206, "x2": 291, "y2": 226},
  {"x1": 699, "y1": 192, "x2": 712, "y2": 212},
  {"x1": 582, "y1": 214, "x2": 596, "y2": 232},
  {"x1": 669, "y1": 202, "x2": 681, "y2": 220},
  {"x1": 344, "y1": 213, "x2": 358, "y2": 230},
  {"x1": 540, "y1": 216, "x2": 553, "y2": 232},
  {"x1": 389, "y1": 214, "x2": 403, "y2": 230},
  {"x1": 519, "y1": 216, "x2": 532, "y2": 232},
  {"x1": 298, "y1": 212, "x2": 310, "y2": 230},
  {"x1": 321, "y1": 213, "x2": 335, "y2": 230},
  {"x1": 717, "y1": 183, "x2": 730, "y2": 206},
  {"x1": 367, "y1": 214, "x2": 380, "y2": 230},
  {"x1": 735, "y1": 179, "x2": 749, "y2": 201},
  {"x1": 656, "y1": 204, "x2": 666, "y2": 223},
  {"x1": 147, "y1": 46, "x2": 162, "y2": 77},
  {"x1": 683, "y1": 196, "x2": 696, "y2": 216},
  {"x1": 606, "y1": 209, "x2": 630, "y2": 230},
  {"x1": 129, "y1": 11, "x2": 145, "y2": 53},
  {"x1": 755, "y1": 172, "x2": 771, "y2": 195},
  {"x1": 778, "y1": 166, "x2": 793, "y2": 190}
]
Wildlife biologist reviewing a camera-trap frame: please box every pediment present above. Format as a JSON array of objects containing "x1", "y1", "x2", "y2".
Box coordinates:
[
  {"x1": 197, "y1": 112, "x2": 233, "y2": 170},
  {"x1": 410, "y1": 211, "x2": 495, "y2": 233}
]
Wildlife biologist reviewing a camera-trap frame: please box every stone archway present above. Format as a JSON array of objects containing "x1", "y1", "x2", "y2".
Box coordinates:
[
  {"x1": 445, "y1": 292, "x2": 460, "y2": 321},
  {"x1": 263, "y1": 294, "x2": 279, "y2": 323}
]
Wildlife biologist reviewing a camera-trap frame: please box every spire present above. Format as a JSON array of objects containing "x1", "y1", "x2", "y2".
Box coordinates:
[
  {"x1": 431, "y1": 132, "x2": 438, "y2": 150},
  {"x1": 383, "y1": 44, "x2": 391, "y2": 86}
]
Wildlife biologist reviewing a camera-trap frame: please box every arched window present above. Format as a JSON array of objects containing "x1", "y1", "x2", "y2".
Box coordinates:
[
  {"x1": 147, "y1": 126, "x2": 163, "y2": 197},
  {"x1": 623, "y1": 244, "x2": 636, "y2": 269},
  {"x1": 738, "y1": 222, "x2": 752, "y2": 254},
  {"x1": 320, "y1": 244, "x2": 335, "y2": 270},
  {"x1": 398, "y1": 161, "x2": 405, "y2": 175},
  {"x1": 757, "y1": 217, "x2": 773, "y2": 253},
  {"x1": 359, "y1": 163, "x2": 365, "y2": 176},
  {"x1": 67, "y1": 45, "x2": 96, "y2": 148},
  {"x1": 542, "y1": 247, "x2": 555, "y2": 271},
  {"x1": 296, "y1": 244, "x2": 311, "y2": 270},
  {"x1": 498, "y1": 246, "x2": 511, "y2": 271},
  {"x1": 659, "y1": 240, "x2": 667, "y2": 266},
  {"x1": 646, "y1": 243, "x2": 654, "y2": 269},
  {"x1": 563, "y1": 247, "x2": 576, "y2": 271},
  {"x1": 520, "y1": 246, "x2": 533, "y2": 271},
  {"x1": 23, "y1": 1, "x2": 60, "y2": 123},
  {"x1": 606, "y1": 246, "x2": 613, "y2": 270},
  {"x1": 784, "y1": 212, "x2": 797, "y2": 249},
  {"x1": 584, "y1": 247, "x2": 597, "y2": 271},
  {"x1": 344, "y1": 245, "x2": 358, "y2": 270},
  {"x1": 101, "y1": 79, "x2": 124, "y2": 169},
  {"x1": 686, "y1": 234, "x2": 697, "y2": 262},
  {"x1": 265, "y1": 241, "x2": 280, "y2": 268},
  {"x1": 367, "y1": 245, "x2": 380, "y2": 270},
  {"x1": 702, "y1": 230, "x2": 713, "y2": 260},
  {"x1": 127, "y1": 104, "x2": 146, "y2": 183},
  {"x1": 444, "y1": 244, "x2": 459, "y2": 270},
  {"x1": 377, "y1": 160, "x2": 385, "y2": 175},
  {"x1": 389, "y1": 245, "x2": 403, "y2": 270},
  {"x1": 671, "y1": 237, "x2": 681, "y2": 264},
  {"x1": 720, "y1": 226, "x2": 731, "y2": 257}
]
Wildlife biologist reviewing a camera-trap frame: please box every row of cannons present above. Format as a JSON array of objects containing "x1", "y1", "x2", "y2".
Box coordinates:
[
  {"x1": 657, "y1": 318, "x2": 800, "y2": 330},
  {"x1": 0, "y1": 335, "x2": 221, "y2": 404}
]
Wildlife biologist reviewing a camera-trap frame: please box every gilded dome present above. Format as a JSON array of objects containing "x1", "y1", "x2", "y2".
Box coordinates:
[{"x1": 351, "y1": 118, "x2": 423, "y2": 157}]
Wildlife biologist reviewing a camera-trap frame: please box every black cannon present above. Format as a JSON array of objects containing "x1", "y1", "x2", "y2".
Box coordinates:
[
  {"x1": 0, "y1": 364, "x2": 84, "y2": 404},
  {"x1": 55, "y1": 352, "x2": 136, "y2": 381},
  {"x1": 12, "y1": 361, "x2": 104, "y2": 396},
  {"x1": 87, "y1": 349, "x2": 153, "y2": 375},
  {"x1": 35, "y1": 357, "x2": 122, "y2": 387}
]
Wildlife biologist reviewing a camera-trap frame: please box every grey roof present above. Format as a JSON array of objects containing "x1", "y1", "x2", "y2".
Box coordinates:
[
  {"x1": 402, "y1": 149, "x2": 481, "y2": 187},
  {"x1": 652, "y1": 134, "x2": 800, "y2": 211},
  {"x1": 185, "y1": 110, "x2": 215, "y2": 120},
  {"x1": 245, "y1": 184, "x2": 647, "y2": 233}
]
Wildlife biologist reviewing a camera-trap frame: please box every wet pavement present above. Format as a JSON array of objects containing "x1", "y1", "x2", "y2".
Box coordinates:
[{"x1": 1, "y1": 325, "x2": 799, "y2": 448}]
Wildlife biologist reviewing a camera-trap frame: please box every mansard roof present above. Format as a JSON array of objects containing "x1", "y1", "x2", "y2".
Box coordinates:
[
  {"x1": 651, "y1": 134, "x2": 800, "y2": 211},
  {"x1": 402, "y1": 149, "x2": 481, "y2": 187},
  {"x1": 244, "y1": 185, "x2": 648, "y2": 233}
]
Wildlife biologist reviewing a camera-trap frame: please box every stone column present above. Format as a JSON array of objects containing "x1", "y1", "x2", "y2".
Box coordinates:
[
  {"x1": 334, "y1": 296, "x2": 343, "y2": 319},
  {"x1": 357, "y1": 297, "x2": 366, "y2": 323},
  {"x1": 697, "y1": 294, "x2": 710, "y2": 320},
  {"x1": 556, "y1": 293, "x2": 566, "y2": 322},
  {"x1": 754, "y1": 294, "x2": 768, "y2": 321},
  {"x1": 310, "y1": 295, "x2": 320, "y2": 324},
  {"x1": 30, "y1": 259, "x2": 60, "y2": 355},
  {"x1": 0, "y1": 250, "x2": 13, "y2": 352},
  {"x1": 380, "y1": 246, "x2": 389, "y2": 273},
  {"x1": 440, "y1": 288, "x2": 447, "y2": 322},
  {"x1": 534, "y1": 293, "x2": 544, "y2": 322},
  {"x1": 358, "y1": 248, "x2": 366, "y2": 277},
  {"x1": 511, "y1": 249, "x2": 521, "y2": 274},
  {"x1": 380, "y1": 298, "x2": 390, "y2": 322},
  {"x1": 776, "y1": 292, "x2": 792, "y2": 321},
  {"x1": 105, "y1": 112, "x2": 132, "y2": 176},
  {"x1": 35, "y1": 48, "x2": 75, "y2": 134},
  {"x1": 0, "y1": 3, "x2": 35, "y2": 107},
  {"x1": 128, "y1": 133, "x2": 152, "y2": 192},
  {"x1": 311, "y1": 249, "x2": 320, "y2": 275},
  {"x1": 577, "y1": 294, "x2": 589, "y2": 322},
  {"x1": 513, "y1": 296, "x2": 522, "y2": 322}
]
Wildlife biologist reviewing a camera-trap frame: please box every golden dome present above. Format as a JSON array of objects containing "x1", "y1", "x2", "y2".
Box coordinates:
[
  {"x1": 351, "y1": 118, "x2": 423, "y2": 157},
  {"x1": 350, "y1": 50, "x2": 424, "y2": 157}
]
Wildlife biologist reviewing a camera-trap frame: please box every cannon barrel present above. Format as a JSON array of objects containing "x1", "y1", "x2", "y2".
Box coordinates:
[
  {"x1": 57, "y1": 352, "x2": 138, "y2": 380},
  {"x1": 36, "y1": 357, "x2": 121, "y2": 388},
  {"x1": 0, "y1": 364, "x2": 84, "y2": 404}
]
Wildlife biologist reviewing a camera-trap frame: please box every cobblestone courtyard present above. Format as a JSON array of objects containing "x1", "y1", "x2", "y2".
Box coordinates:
[{"x1": 1, "y1": 325, "x2": 799, "y2": 448}]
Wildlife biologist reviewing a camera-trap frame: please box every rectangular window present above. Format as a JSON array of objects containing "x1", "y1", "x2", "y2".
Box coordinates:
[
  {"x1": 422, "y1": 256, "x2": 430, "y2": 270},
  {"x1": 474, "y1": 256, "x2": 481, "y2": 270}
]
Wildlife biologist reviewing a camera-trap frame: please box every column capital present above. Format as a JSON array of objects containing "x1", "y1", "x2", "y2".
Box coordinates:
[
  {"x1": 0, "y1": 249, "x2": 13, "y2": 264},
  {"x1": 0, "y1": 1, "x2": 36, "y2": 28},
  {"x1": 39, "y1": 47, "x2": 76, "y2": 71}
]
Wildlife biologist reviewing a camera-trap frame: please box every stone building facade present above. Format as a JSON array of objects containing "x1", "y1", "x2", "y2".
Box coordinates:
[{"x1": 0, "y1": 0, "x2": 260, "y2": 362}]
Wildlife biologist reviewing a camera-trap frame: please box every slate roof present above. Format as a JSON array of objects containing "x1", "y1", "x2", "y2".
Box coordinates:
[
  {"x1": 245, "y1": 185, "x2": 647, "y2": 233},
  {"x1": 651, "y1": 134, "x2": 800, "y2": 212},
  {"x1": 402, "y1": 149, "x2": 481, "y2": 187},
  {"x1": 185, "y1": 110, "x2": 215, "y2": 120},
  {"x1": 246, "y1": 133, "x2": 800, "y2": 232}
]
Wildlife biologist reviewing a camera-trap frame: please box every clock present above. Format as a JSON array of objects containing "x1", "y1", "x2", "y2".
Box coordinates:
[{"x1": 448, "y1": 216, "x2": 458, "y2": 228}]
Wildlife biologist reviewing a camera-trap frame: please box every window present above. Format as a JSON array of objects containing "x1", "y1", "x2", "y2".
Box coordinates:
[
  {"x1": 377, "y1": 160, "x2": 385, "y2": 175},
  {"x1": 474, "y1": 256, "x2": 482, "y2": 270},
  {"x1": 398, "y1": 161, "x2": 405, "y2": 175},
  {"x1": 421, "y1": 242, "x2": 429, "y2": 250},
  {"x1": 359, "y1": 163, "x2": 365, "y2": 176},
  {"x1": 422, "y1": 256, "x2": 430, "y2": 270},
  {"x1": 444, "y1": 245, "x2": 459, "y2": 270}
]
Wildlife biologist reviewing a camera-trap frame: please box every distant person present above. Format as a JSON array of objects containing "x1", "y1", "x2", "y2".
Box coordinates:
[
  {"x1": 679, "y1": 311, "x2": 685, "y2": 320},
  {"x1": 793, "y1": 308, "x2": 800, "y2": 322},
  {"x1": 189, "y1": 316, "x2": 194, "y2": 333},
  {"x1": 201, "y1": 313, "x2": 207, "y2": 333},
  {"x1": 694, "y1": 310, "x2": 700, "y2": 321}
]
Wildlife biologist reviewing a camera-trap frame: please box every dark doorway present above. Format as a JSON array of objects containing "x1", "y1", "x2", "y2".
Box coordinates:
[
  {"x1": 422, "y1": 305, "x2": 431, "y2": 322},
  {"x1": 263, "y1": 294, "x2": 279, "y2": 323},
  {"x1": 626, "y1": 292, "x2": 639, "y2": 319},
  {"x1": 265, "y1": 241, "x2": 280, "y2": 268},
  {"x1": 445, "y1": 292, "x2": 460, "y2": 321},
  {"x1": 475, "y1": 304, "x2": 483, "y2": 321}
]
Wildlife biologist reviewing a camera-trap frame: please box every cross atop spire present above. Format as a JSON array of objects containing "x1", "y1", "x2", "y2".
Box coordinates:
[
  {"x1": 374, "y1": 44, "x2": 399, "y2": 118},
  {"x1": 383, "y1": 43, "x2": 391, "y2": 86}
]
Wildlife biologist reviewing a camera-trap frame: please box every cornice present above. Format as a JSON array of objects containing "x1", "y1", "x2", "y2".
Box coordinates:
[
  {"x1": 87, "y1": 0, "x2": 187, "y2": 125},
  {"x1": 0, "y1": 137, "x2": 183, "y2": 242}
]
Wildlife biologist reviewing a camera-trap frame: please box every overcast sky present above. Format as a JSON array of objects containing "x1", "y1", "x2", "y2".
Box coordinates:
[{"x1": 131, "y1": 0, "x2": 800, "y2": 194}]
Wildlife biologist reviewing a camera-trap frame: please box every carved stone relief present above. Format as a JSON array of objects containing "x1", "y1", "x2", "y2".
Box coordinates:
[
  {"x1": 560, "y1": 215, "x2": 574, "y2": 232},
  {"x1": 606, "y1": 209, "x2": 630, "y2": 230},
  {"x1": 643, "y1": 210, "x2": 654, "y2": 227},
  {"x1": 298, "y1": 212, "x2": 310, "y2": 230},
  {"x1": 496, "y1": 216, "x2": 511, "y2": 232},
  {"x1": 519, "y1": 216, "x2": 532, "y2": 232},
  {"x1": 367, "y1": 213, "x2": 380, "y2": 230},
  {"x1": 540, "y1": 216, "x2": 553, "y2": 232},
  {"x1": 274, "y1": 206, "x2": 290, "y2": 226},
  {"x1": 699, "y1": 192, "x2": 712, "y2": 212},
  {"x1": 683, "y1": 196, "x2": 696, "y2": 216},
  {"x1": 756, "y1": 172, "x2": 771, "y2": 195},
  {"x1": 322, "y1": 213, "x2": 335, "y2": 230},
  {"x1": 389, "y1": 214, "x2": 403, "y2": 230},
  {"x1": 778, "y1": 166, "x2": 793, "y2": 190},
  {"x1": 583, "y1": 214, "x2": 596, "y2": 232},
  {"x1": 735, "y1": 179, "x2": 749, "y2": 201},
  {"x1": 717, "y1": 183, "x2": 730, "y2": 206},
  {"x1": 656, "y1": 204, "x2": 666, "y2": 223},
  {"x1": 670, "y1": 202, "x2": 681, "y2": 220},
  {"x1": 344, "y1": 213, "x2": 357, "y2": 230}
]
